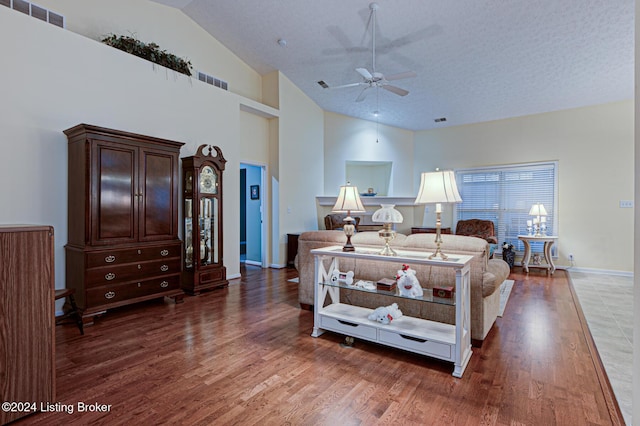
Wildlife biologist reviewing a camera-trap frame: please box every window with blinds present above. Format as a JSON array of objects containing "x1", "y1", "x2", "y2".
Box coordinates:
[{"x1": 455, "y1": 162, "x2": 558, "y2": 255}]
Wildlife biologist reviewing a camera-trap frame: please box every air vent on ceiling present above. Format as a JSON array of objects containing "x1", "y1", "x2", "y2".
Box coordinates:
[
  {"x1": 434, "y1": 117, "x2": 447, "y2": 123},
  {"x1": 197, "y1": 71, "x2": 228, "y2": 91},
  {"x1": 0, "y1": 0, "x2": 65, "y2": 28}
]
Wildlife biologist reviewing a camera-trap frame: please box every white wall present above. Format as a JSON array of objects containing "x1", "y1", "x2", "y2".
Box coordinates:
[
  {"x1": 276, "y1": 73, "x2": 325, "y2": 266},
  {"x1": 34, "y1": 0, "x2": 262, "y2": 100},
  {"x1": 324, "y1": 112, "x2": 415, "y2": 196},
  {"x1": 414, "y1": 100, "x2": 634, "y2": 272},
  {"x1": 0, "y1": 6, "x2": 256, "y2": 285}
]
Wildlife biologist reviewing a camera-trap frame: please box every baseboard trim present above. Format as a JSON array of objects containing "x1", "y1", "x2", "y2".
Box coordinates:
[
  {"x1": 270, "y1": 263, "x2": 287, "y2": 269},
  {"x1": 244, "y1": 260, "x2": 262, "y2": 267},
  {"x1": 567, "y1": 272, "x2": 626, "y2": 426}
]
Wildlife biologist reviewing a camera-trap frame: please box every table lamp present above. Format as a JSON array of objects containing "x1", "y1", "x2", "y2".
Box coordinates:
[
  {"x1": 529, "y1": 203, "x2": 547, "y2": 236},
  {"x1": 414, "y1": 170, "x2": 462, "y2": 259},
  {"x1": 332, "y1": 182, "x2": 366, "y2": 251},
  {"x1": 372, "y1": 204, "x2": 403, "y2": 256}
]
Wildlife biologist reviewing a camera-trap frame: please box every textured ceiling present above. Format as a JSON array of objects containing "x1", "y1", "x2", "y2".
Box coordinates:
[{"x1": 152, "y1": 0, "x2": 634, "y2": 131}]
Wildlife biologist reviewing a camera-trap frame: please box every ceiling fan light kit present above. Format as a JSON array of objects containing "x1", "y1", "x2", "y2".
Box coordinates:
[{"x1": 317, "y1": 2, "x2": 416, "y2": 103}]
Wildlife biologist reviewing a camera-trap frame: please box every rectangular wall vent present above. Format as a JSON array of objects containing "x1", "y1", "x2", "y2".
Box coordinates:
[
  {"x1": 197, "y1": 71, "x2": 228, "y2": 91},
  {"x1": 1, "y1": 0, "x2": 65, "y2": 28}
]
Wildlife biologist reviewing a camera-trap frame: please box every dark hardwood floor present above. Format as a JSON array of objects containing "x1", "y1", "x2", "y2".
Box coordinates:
[{"x1": 16, "y1": 266, "x2": 624, "y2": 425}]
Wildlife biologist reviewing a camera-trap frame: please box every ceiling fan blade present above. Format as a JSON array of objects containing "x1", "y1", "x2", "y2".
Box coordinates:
[
  {"x1": 331, "y1": 82, "x2": 364, "y2": 89},
  {"x1": 355, "y1": 86, "x2": 371, "y2": 102},
  {"x1": 317, "y1": 81, "x2": 363, "y2": 90},
  {"x1": 385, "y1": 71, "x2": 417, "y2": 81},
  {"x1": 356, "y1": 68, "x2": 373, "y2": 80},
  {"x1": 382, "y1": 85, "x2": 409, "y2": 97}
]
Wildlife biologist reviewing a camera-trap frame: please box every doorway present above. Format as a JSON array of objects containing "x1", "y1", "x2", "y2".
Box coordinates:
[{"x1": 240, "y1": 163, "x2": 265, "y2": 267}]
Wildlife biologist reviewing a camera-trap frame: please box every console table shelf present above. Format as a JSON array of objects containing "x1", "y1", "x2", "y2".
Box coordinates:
[{"x1": 311, "y1": 245, "x2": 472, "y2": 377}]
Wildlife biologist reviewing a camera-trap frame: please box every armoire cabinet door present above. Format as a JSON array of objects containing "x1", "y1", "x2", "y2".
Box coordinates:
[
  {"x1": 91, "y1": 140, "x2": 138, "y2": 246},
  {"x1": 139, "y1": 147, "x2": 179, "y2": 242}
]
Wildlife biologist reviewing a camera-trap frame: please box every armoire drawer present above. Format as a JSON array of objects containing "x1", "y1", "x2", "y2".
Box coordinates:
[
  {"x1": 86, "y1": 258, "x2": 181, "y2": 286},
  {"x1": 85, "y1": 274, "x2": 181, "y2": 306},
  {"x1": 86, "y1": 243, "x2": 181, "y2": 268}
]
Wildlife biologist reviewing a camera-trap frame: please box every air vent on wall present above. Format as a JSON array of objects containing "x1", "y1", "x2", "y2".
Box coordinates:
[
  {"x1": 0, "y1": 0, "x2": 65, "y2": 28},
  {"x1": 197, "y1": 71, "x2": 228, "y2": 91}
]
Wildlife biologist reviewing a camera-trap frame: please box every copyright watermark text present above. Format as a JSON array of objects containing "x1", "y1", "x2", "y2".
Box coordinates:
[{"x1": 2, "y1": 401, "x2": 112, "y2": 415}]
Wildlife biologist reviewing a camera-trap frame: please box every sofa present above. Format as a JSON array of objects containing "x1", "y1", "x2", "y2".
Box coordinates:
[{"x1": 295, "y1": 231, "x2": 510, "y2": 344}]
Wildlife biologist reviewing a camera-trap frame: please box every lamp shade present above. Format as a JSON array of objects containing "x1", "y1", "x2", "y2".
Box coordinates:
[
  {"x1": 332, "y1": 183, "x2": 366, "y2": 213},
  {"x1": 529, "y1": 203, "x2": 548, "y2": 216},
  {"x1": 414, "y1": 170, "x2": 462, "y2": 204},
  {"x1": 372, "y1": 204, "x2": 403, "y2": 224}
]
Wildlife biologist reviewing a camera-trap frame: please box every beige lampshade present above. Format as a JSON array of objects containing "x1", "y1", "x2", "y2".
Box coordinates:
[
  {"x1": 372, "y1": 204, "x2": 403, "y2": 224},
  {"x1": 414, "y1": 170, "x2": 462, "y2": 204},
  {"x1": 529, "y1": 203, "x2": 548, "y2": 216},
  {"x1": 332, "y1": 183, "x2": 366, "y2": 213}
]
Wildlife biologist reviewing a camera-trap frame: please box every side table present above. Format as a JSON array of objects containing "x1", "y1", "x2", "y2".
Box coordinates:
[{"x1": 518, "y1": 235, "x2": 558, "y2": 274}]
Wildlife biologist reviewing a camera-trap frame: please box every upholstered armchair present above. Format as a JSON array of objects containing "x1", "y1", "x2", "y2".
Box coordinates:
[
  {"x1": 455, "y1": 219, "x2": 498, "y2": 257},
  {"x1": 324, "y1": 214, "x2": 361, "y2": 231}
]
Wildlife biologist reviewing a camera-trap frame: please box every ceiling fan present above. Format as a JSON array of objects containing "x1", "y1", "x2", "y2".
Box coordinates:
[{"x1": 317, "y1": 2, "x2": 416, "y2": 102}]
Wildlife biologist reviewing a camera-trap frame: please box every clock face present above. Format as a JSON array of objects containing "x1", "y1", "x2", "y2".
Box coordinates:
[{"x1": 199, "y1": 166, "x2": 218, "y2": 194}]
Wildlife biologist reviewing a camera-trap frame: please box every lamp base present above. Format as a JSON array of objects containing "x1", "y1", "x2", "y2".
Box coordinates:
[
  {"x1": 428, "y1": 245, "x2": 449, "y2": 260},
  {"x1": 342, "y1": 219, "x2": 356, "y2": 252},
  {"x1": 429, "y1": 212, "x2": 449, "y2": 260},
  {"x1": 378, "y1": 225, "x2": 397, "y2": 256},
  {"x1": 379, "y1": 241, "x2": 397, "y2": 256},
  {"x1": 342, "y1": 239, "x2": 356, "y2": 252}
]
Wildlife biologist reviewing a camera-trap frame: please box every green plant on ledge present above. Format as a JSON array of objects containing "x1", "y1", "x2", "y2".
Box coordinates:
[{"x1": 101, "y1": 34, "x2": 192, "y2": 76}]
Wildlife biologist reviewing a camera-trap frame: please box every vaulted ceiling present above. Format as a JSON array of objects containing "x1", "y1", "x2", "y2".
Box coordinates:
[{"x1": 152, "y1": 0, "x2": 634, "y2": 131}]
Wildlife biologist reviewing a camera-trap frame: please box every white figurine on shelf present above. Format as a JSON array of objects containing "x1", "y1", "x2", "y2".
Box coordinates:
[
  {"x1": 368, "y1": 302, "x2": 403, "y2": 325},
  {"x1": 396, "y1": 264, "x2": 423, "y2": 298},
  {"x1": 330, "y1": 269, "x2": 354, "y2": 286}
]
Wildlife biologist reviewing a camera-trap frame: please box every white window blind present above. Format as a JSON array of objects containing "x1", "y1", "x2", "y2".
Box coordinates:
[{"x1": 455, "y1": 162, "x2": 558, "y2": 255}]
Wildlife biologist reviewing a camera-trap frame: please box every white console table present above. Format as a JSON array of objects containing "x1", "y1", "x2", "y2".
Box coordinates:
[{"x1": 311, "y1": 245, "x2": 473, "y2": 378}]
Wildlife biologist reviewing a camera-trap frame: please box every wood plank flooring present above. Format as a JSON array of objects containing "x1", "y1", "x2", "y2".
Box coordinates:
[{"x1": 15, "y1": 266, "x2": 624, "y2": 425}]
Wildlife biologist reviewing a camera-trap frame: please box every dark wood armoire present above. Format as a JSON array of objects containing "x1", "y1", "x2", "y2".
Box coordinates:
[{"x1": 64, "y1": 124, "x2": 185, "y2": 325}]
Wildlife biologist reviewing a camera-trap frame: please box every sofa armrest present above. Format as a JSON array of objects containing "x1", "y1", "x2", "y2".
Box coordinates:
[
  {"x1": 481, "y1": 272, "x2": 498, "y2": 298},
  {"x1": 487, "y1": 258, "x2": 510, "y2": 289}
]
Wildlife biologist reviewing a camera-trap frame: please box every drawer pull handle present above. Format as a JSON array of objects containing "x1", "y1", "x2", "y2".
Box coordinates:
[
  {"x1": 105, "y1": 255, "x2": 116, "y2": 263},
  {"x1": 160, "y1": 249, "x2": 169, "y2": 256},
  {"x1": 138, "y1": 264, "x2": 142, "y2": 270},
  {"x1": 399, "y1": 334, "x2": 427, "y2": 343},
  {"x1": 137, "y1": 250, "x2": 142, "y2": 255},
  {"x1": 137, "y1": 282, "x2": 141, "y2": 288},
  {"x1": 337, "y1": 320, "x2": 359, "y2": 327},
  {"x1": 160, "y1": 264, "x2": 169, "y2": 272},
  {"x1": 105, "y1": 272, "x2": 116, "y2": 281},
  {"x1": 160, "y1": 280, "x2": 169, "y2": 288},
  {"x1": 104, "y1": 291, "x2": 116, "y2": 299}
]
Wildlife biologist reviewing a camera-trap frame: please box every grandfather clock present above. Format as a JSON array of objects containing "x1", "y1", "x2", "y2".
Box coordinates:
[{"x1": 182, "y1": 145, "x2": 228, "y2": 294}]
